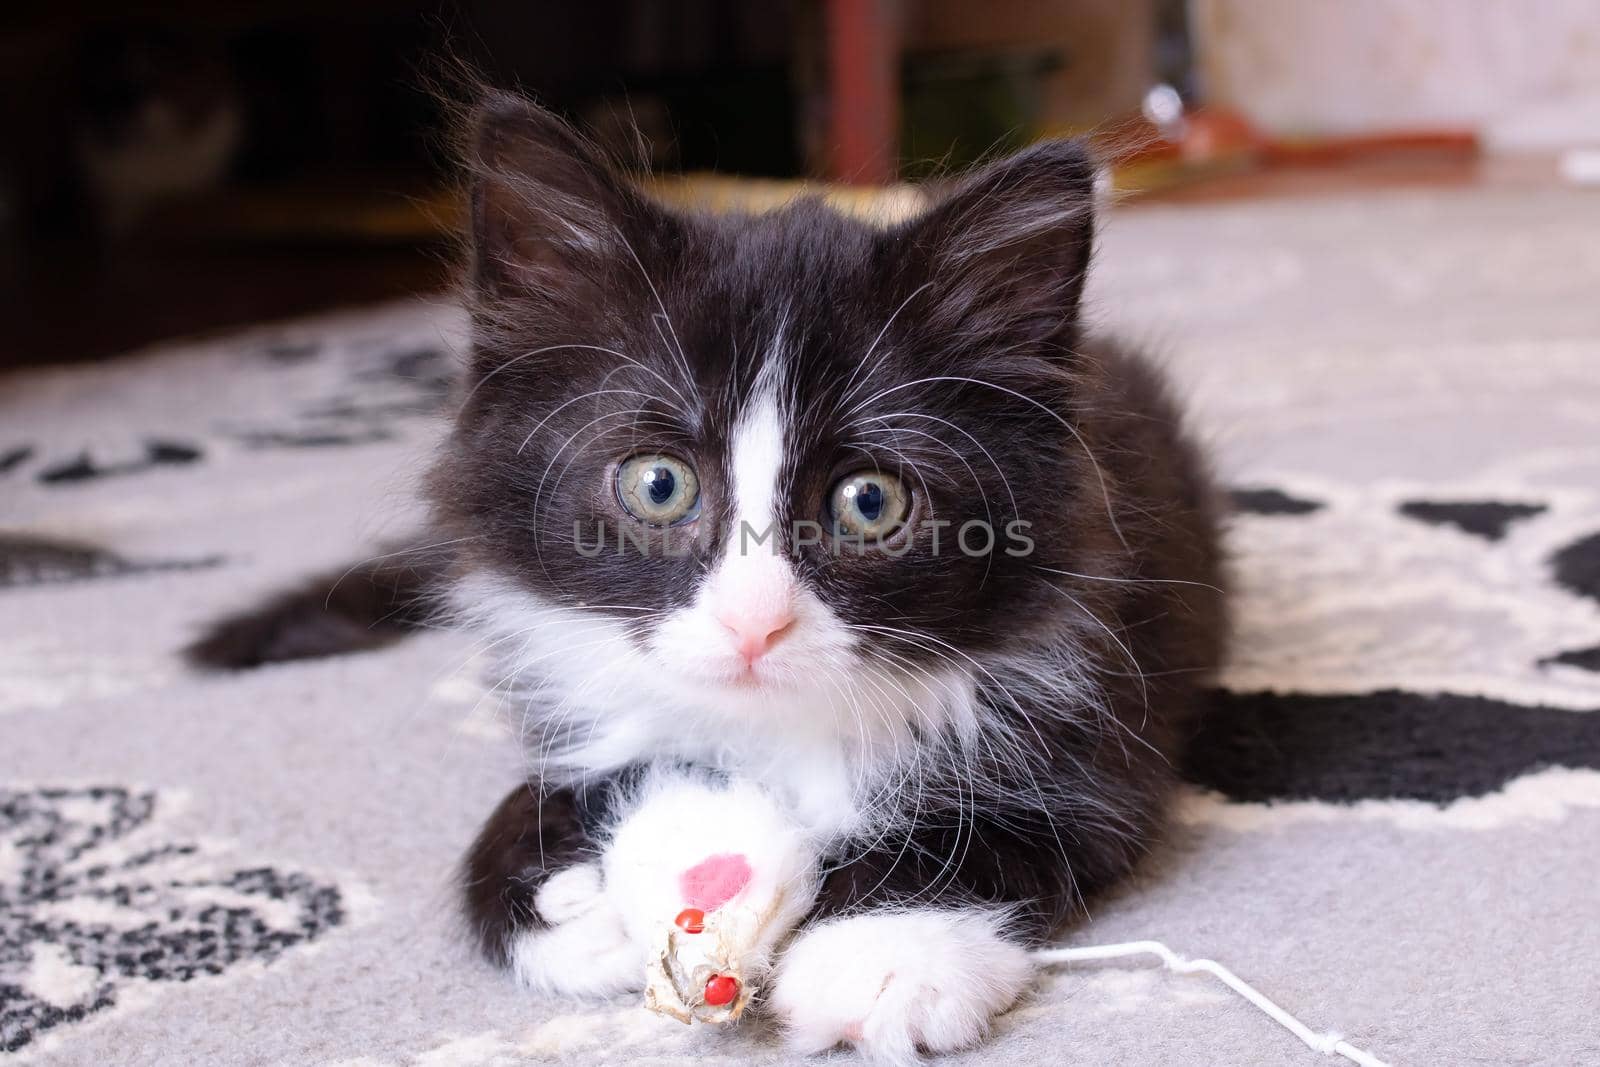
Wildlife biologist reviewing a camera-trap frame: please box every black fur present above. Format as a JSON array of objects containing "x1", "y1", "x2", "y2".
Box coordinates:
[
  {"x1": 186, "y1": 550, "x2": 444, "y2": 669},
  {"x1": 463, "y1": 780, "x2": 610, "y2": 965}
]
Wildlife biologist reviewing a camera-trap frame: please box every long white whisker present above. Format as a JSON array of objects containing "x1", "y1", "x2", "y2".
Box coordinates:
[
  {"x1": 460, "y1": 342, "x2": 690, "y2": 413},
  {"x1": 611, "y1": 224, "x2": 699, "y2": 402},
  {"x1": 835, "y1": 281, "x2": 935, "y2": 409},
  {"x1": 844, "y1": 374, "x2": 1127, "y2": 548}
]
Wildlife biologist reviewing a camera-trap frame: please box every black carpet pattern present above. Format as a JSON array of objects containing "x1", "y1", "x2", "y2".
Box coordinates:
[
  {"x1": 1186, "y1": 689, "x2": 1600, "y2": 804},
  {"x1": 0, "y1": 787, "x2": 344, "y2": 1054},
  {"x1": 1551, "y1": 532, "x2": 1600, "y2": 606},
  {"x1": 0, "y1": 535, "x2": 222, "y2": 590},
  {"x1": 1228, "y1": 487, "x2": 1324, "y2": 516},
  {"x1": 0, "y1": 338, "x2": 453, "y2": 486},
  {"x1": 1396, "y1": 500, "x2": 1548, "y2": 541}
]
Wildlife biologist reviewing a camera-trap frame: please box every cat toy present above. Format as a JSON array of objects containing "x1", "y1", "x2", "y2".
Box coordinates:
[
  {"x1": 643, "y1": 905, "x2": 755, "y2": 1024},
  {"x1": 643, "y1": 852, "x2": 773, "y2": 1024},
  {"x1": 647, "y1": 899, "x2": 1391, "y2": 1067}
]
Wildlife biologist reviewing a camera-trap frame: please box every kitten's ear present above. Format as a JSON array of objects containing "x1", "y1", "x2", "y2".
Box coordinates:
[
  {"x1": 899, "y1": 140, "x2": 1098, "y2": 348},
  {"x1": 465, "y1": 92, "x2": 645, "y2": 301}
]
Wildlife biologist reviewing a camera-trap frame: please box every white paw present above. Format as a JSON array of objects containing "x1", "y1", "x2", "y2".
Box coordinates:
[
  {"x1": 770, "y1": 910, "x2": 1034, "y2": 1062},
  {"x1": 535, "y1": 862, "x2": 606, "y2": 923},
  {"x1": 605, "y1": 777, "x2": 819, "y2": 972},
  {"x1": 511, "y1": 863, "x2": 642, "y2": 996}
]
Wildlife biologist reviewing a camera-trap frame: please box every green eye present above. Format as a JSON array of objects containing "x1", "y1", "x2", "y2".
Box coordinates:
[
  {"x1": 617, "y1": 454, "x2": 700, "y2": 526},
  {"x1": 829, "y1": 470, "x2": 909, "y2": 538}
]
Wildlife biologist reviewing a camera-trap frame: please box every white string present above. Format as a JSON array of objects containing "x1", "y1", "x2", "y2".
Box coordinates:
[{"x1": 1031, "y1": 941, "x2": 1391, "y2": 1067}]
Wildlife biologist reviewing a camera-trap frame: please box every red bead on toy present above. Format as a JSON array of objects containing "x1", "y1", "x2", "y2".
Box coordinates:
[
  {"x1": 703, "y1": 974, "x2": 739, "y2": 1007},
  {"x1": 674, "y1": 907, "x2": 706, "y2": 934}
]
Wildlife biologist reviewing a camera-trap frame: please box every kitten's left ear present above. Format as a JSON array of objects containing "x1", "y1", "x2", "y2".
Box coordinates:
[
  {"x1": 896, "y1": 140, "x2": 1098, "y2": 349},
  {"x1": 464, "y1": 91, "x2": 654, "y2": 305}
]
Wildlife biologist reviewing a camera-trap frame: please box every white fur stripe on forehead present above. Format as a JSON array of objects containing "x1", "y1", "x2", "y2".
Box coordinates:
[
  {"x1": 729, "y1": 392, "x2": 786, "y2": 542},
  {"x1": 727, "y1": 313, "x2": 790, "y2": 543}
]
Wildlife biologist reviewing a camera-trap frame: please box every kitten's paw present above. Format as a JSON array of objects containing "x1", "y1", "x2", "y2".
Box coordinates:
[
  {"x1": 604, "y1": 777, "x2": 820, "y2": 1021},
  {"x1": 535, "y1": 862, "x2": 607, "y2": 923},
  {"x1": 509, "y1": 863, "x2": 643, "y2": 996},
  {"x1": 770, "y1": 910, "x2": 1033, "y2": 1062}
]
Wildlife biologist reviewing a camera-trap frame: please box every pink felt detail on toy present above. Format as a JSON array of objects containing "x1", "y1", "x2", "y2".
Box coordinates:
[{"x1": 679, "y1": 852, "x2": 753, "y2": 911}]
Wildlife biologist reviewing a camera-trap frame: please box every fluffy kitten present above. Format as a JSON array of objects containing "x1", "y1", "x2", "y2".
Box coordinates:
[{"x1": 192, "y1": 91, "x2": 1225, "y2": 1059}]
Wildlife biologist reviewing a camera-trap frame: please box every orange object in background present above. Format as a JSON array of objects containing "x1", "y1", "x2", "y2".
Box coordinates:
[
  {"x1": 825, "y1": 0, "x2": 900, "y2": 185},
  {"x1": 1098, "y1": 103, "x2": 1480, "y2": 200}
]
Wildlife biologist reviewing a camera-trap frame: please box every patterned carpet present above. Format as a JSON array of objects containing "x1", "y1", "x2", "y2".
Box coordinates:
[{"x1": 3, "y1": 184, "x2": 1598, "y2": 1064}]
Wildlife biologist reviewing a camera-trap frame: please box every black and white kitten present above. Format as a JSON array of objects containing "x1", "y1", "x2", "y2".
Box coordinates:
[{"x1": 192, "y1": 92, "x2": 1224, "y2": 1059}]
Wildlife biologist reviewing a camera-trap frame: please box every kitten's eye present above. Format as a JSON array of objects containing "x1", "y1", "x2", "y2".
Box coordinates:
[
  {"x1": 828, "y1": 470, "x2": 909, "y2": 539},
  {"x1": 617, "y1": 454, "x2": 700, "y2": 526}
]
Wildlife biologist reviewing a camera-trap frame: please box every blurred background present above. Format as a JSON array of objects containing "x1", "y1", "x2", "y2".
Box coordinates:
[{"x1": 3, "y1": 0, "x2": 1597, "y2": 370}]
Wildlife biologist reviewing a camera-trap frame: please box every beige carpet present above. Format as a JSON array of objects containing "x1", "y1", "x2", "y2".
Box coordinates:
[{"x1": 3, "y1": 184, "x2": 1599, "y2": 1064}]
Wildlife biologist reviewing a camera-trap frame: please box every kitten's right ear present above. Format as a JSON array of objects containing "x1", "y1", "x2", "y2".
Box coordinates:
[
  {"x1": 465, "y1": 92, "x2": 641, "y2": 301},
  {"x1": 895, "y1": 140, "x2": 1098, "y2": 352}
]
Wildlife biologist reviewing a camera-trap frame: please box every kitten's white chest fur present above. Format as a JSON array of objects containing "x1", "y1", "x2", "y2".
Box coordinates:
[{"x1": 459, "y1": 563, "x2": 975, "y2": 838}]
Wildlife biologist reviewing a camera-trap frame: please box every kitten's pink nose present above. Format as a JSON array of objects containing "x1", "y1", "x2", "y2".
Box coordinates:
[{"x1": 716, "y1": 603, "x2": 794, "y2": 665}]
